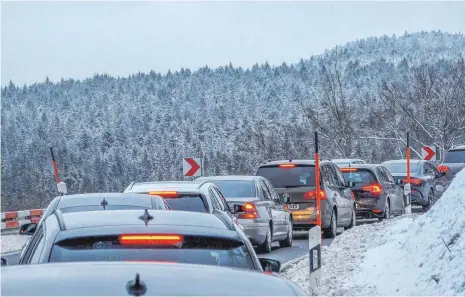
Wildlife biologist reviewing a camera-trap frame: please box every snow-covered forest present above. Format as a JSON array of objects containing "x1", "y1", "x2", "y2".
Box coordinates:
[{"x1": 2, "y1": 31, "x2": 465, "y2": 210}]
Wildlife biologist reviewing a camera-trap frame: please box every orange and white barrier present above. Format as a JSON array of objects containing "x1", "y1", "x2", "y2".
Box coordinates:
[{"x1": 1, "y1": 209, "x2": 44, "y2": 230}]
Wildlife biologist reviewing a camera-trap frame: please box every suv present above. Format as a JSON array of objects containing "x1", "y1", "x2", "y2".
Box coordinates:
[
  {"x1": 196, "y1": 176, "x2": 293, "y2": 253},
  {"x1": 337, "y1": 164, "x2": 405, "y2": 220},
  {"x1": 382, "y1": 159, "x2": 449, "y2": 210},
  {"x1": 256, "y1": 160, "x2": 355, "y2": 238},
  {"x1": 439, "y1": 145, "x2": 465, "y2": 181},
  {"x1": 15, "y1": 208, "x2": 280, "y2": 273}
]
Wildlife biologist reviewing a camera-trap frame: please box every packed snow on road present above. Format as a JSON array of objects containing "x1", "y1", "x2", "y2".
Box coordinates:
[
  {"x1": 1, "y1": 234, "x2": 30, "y2": 254},
  {"x1": 284, "y1": 168, "x2": 465, "y2": 296}
]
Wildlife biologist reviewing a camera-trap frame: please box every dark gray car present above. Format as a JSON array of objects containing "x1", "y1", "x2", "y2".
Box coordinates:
[
  {"x1": 196, "y1": 176, "x2": 293, "y2": 254},
  {"x1": 256, "y1": 160, "x2": 355, "y2": 238},
  {"x1": 10, "y1": 208, "x2": 281, "y2": 274},
  {"x1": 382, "y1": 159, "x2": 449, "y2": 210},
  {"x1": 0, "y1": 261, "x2": 307, "y2": 296},
  {"x1": 337, "y1": 164, "x2": 405, "y2": 220},
  {"x1": 439, "y1": 145, "x2": 465, "y2": 181}
]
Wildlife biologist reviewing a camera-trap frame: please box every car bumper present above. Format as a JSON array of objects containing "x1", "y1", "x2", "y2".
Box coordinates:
[
  {"x1": 237, "y1": 220, "x2": 269, "y2": 245},
  {"x1": 288, "y1": 202, "x2": 331, "y2": 229},
  {"x1": 354, "y1": 197, "x2": 385, "y2": 219},
  {"x1": 411, "y1": 189, "x2": 428, "y2": 206}
]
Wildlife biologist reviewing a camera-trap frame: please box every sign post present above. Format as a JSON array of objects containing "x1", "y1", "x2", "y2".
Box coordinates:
[
  {"x1": 404, "y1": 133, "x2": 412, "y2": 214},
  {"x1": 50, "y1": 147, "x2": 67, "y2": 195},
  {"x1": 308, "y1": 226, "x2": 321, "y2": 295},
  {"x1": 183, "y1": 157, "x2": 202, "y2": 179},
  {"x1": 314, "y1": 132, "x2": 322, "y2": 228}
]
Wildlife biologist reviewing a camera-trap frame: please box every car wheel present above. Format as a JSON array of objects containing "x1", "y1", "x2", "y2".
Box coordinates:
[
  {"x1": 279, "y1": 219, "x2": 293, "y2": 248},
  {"x1": 345, "y1": 205, "x2": 356, "y2": 230},
  {"x1": 323, "y1": 209, "x2": 337, "y2": 238},
  {"x1": 257, "y1": 226, "x2": 272, "y2": 254},
  {"x1": 423, "y1": 190, "x2": 433, "y2": 211},
  {"x1": 379, "y1": 199, "x2": 390, "y2": 222}
]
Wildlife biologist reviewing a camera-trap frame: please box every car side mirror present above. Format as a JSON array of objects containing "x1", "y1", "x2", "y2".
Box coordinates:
[
  {"x1": 258, "y1": 258, "x2": 281, "y2": 273},
  {"x1": 345, "y1": 181, "x2": 355, "y2": 188},
  {"x1": 441, "y1": 171, "x2": 446, "y2": 177},
  {"x1": 232, "y1": 204, "x2": 243, "y2": 214},
  {"x1": 19, "y1": 222, "x2": 37, "y2": 235},
  {"x1": 1, "y1": 258, "x2": 7, "y2": 266},
  {"x1": 396, "y1": 179, "x2": 404, "y2": 185}
]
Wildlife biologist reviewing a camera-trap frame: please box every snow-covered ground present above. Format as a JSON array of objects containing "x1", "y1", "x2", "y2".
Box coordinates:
[
  {"x1": 1, "y1": 234, "x2": 30, "y2": 254},
  {"x1": 284, "y1": 169, "x2": 465, "y2": 296}
]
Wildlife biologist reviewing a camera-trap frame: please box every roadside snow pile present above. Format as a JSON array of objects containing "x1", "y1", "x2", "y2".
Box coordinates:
[
  {"x1": 0, "y1": 234, "x2": 30, "y2": 254},
  {"x1": 284, "y1": 168, "x2": 465, "y2": 296}
]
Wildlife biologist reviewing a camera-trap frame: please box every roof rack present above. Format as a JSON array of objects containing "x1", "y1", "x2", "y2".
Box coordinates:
[
  {"x1": 212, "y1": 210, "x2": 236, "y2": 231},
  {"x1": 54, "y1": 209, "x2": 66, "y2": 231}
]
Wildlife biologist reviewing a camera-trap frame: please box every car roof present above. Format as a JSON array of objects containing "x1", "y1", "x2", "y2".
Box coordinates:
[
  {"x1": 57, "y1": 209, "x2": 230, "y2": 231},
  {"x1": 126, "y1": 181, "x2": 207, "y2": 193},
  {"x1": 197, "y1": 175, "x2": 259, "y2": 182},
  {"x1": 450, "y1": 145, "x2": 465, "y2": 151},
  {"x1": 381, "y1": 159, "x2": 423, "y2": 164},
  {"x1": 56, "y1": 193, "x2": 159, "y2": 209},
  {"x1": 1, "y1": 262, "x2": 305, "y2": 296},
  {"x1": 336, "y1": 164, "x2": 379, "y2": 169},
  {"x1": 258, "y1": 159, "x2": 331, "y2": 167},
  {"x1": 332, "y1": 158, "x2": 365, "y2": 162}
]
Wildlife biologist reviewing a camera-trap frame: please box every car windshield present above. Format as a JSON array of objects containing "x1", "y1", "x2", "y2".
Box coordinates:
[
  {"x1": 382, "y1": 162, "x2": 419, "y2": 174},
  {"x1": 342, "y1": 170, "x2": 377, "y2": 189},
  {"x1": 256, "y1": 165, "x2": 316, "y2": 188},
  {"x1": 49, "y1": 236, "x2": 255, "y2": 270},
  {"x1": 59, "y1": 205, "x2": 147, "y2": 213},
  {"x1": 163, "y1": 196, "x2": 207, "y2": 212},
  {"x1": 209, "y1": 180, "x2": 256, "y2": 198},
  {"x1": 444, "y1": 150, "x2": 465, "y2": 163}
]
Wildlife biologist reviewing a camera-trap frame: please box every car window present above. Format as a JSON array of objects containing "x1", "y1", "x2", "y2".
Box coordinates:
[
  {"x1": 20, "y1": 225, "x2": 44, "y2": 264},
  {"x1": 263, "y1": 179, "x2": 279, "y2": 200},
  {"x1": 376, "y1": 167, "x2": 389, "y2": 183},
  {"x1": 342, "y1": 169, "x2": 377, "y2": 190},
  {"x1": 424, "y1": 162, "x2": 435, "y2": 175},
  {"x1": 381, "y1": 167, "x2": 395, "y2": 183},
  {"x1": 444, "y1": 149, "x2": 465, "y2": 163},
  {"x1": 49, "y1": 236, "x2": 256, "y2": 270},
  {"x1": 30, "y1": 232, "x2": 46, "y2": 264},
  {"x1": 322, "y1": 164, "x2": 337, "y2": 186},
  {"x1": 210, "y1": 187, "x2": 227, "y2": 211},
  {"x1": 209, "y1": 188, "x2": 221, "y2": 210},
  {"x1": 383, "y1": 162, "x2": 419, "y2": 174},
  {"x1": 256, "y1": 165, "x2": 317, "y2": 188},
  {"x1": 332, "y1": 164, "x2": 346, "y2": 187},
  {"x1": 209, "y1": 180, "x2": 256, "y2": 198},
  {"x1": 213, "y1": 188, "x2": 231, "y2": 212},
  {"x1": 259, "y1": 180, "x2": 272, "y2": 200},
  {"x1": 163, "y1": 196, "x2": 208, "y2": 212}
]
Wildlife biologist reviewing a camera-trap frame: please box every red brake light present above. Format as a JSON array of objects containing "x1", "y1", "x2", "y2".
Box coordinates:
[
  {"x1": 351, "y1": 191, "x2": 355, "y2": 200},
  {"x1": 438, "y1": 165, "x2": 450, "y2": 172},
  {"x1": 409, "y1": 178, "x2": 423, "y2": 186},
  {"x1": 340, "y1": 168, "x2": 358, "y2": 173},
  {"x1": 148, "y1": 191, "x2": 179, "y2": 198},
  {"x1": 303, "y1": 190, "x2": 326, "y2": 200},
  {"x1": 361, "y1": 183, "x2": 382, "y2": 196},
  {"x1": 239, "y1": 202, "x2": 260, "y2": 219},
  {"x1": 119, "y1": 234, "x2": 183, "y2": 245},
  {"x1": 279, "y1": 164, "x2": 295, "y2": 168}
]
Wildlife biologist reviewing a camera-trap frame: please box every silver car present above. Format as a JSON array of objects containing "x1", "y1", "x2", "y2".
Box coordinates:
[
  {"x1": 439, "y1": 145, "x2": 465, "y2": 181},
  {"x1": 196, "y1": 176, "x2": 293, "y2": 254}
]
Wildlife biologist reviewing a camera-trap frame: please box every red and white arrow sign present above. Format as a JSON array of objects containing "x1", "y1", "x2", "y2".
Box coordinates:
[
  {"x1": 183, "y1": 158, "x2": 202, "y2": 177},
  {"x1": 421, "y1": 146, "x2": 436, "y2": 161}
]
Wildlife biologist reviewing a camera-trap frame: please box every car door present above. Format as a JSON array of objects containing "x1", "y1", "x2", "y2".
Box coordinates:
[
  {"x1": 424, "y1": 162, "x2": 446, "y2": 198},
  {"x1": 263, "y1": 178, "x2": 288, "y2": 235},
  {"x1": 422, "y1": 162, "x2": 437, "y2": 193},
  {"x1": 321, "y1": 164, "x2": 348, "y2": 225},
  {"x1": 331, "y1": 163, "x2": 352, "y2": 224},
  {"x1": 258, "y1": 178, "x2": 281, "y2": 237},
  {"x1": 379, "y1": 166, "x2": 402, "y2": 213}
]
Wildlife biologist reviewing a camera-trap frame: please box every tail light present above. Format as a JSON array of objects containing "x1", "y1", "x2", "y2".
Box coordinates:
[
  {"x1": 361, "y1": 183, "x2": 382, "y2": 196},
  {"x1": 148, "y1": 191, "x2": 179, "y2": 198},
  {"x1": 119, "y1": 234, "x2": 183, "y2": 246},
  {"x1": 303, "y1": 190, "x2": 326, "y2": 200},
  {"x1": 239, "y1": 202, "x2": 260, "y2": 219},
  {"x1": 340, "y1": 168, "x2": 358, "y2": 173},
  {"x1": 279, "y1": 164, "x2": 295, "y2": 168},
  {"x1": 406, "y1": 178, "x2": 423, "y2": 186},
  {"x1": 351, "y1": 191, "x2": 355, "y2": 200},
  {"x1": 438, "y1": 165, "x2": 450, "y2": 172}
]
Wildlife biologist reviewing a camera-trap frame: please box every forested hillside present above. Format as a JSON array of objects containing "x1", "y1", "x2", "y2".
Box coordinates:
[{"x1": 2, "y1": 31, "x2": 465, "y2": 210}]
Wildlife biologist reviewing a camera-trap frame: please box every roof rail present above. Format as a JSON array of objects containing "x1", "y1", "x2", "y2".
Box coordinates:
[
  {"x1": 212, "y1": 210, "x2": 236, "y2": 231},
  {"x1": 54, "y1": 209, "x2": 66, "y2": 231}
]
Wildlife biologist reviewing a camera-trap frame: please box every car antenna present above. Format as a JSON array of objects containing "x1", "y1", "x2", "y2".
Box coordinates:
[
  {"x1": 100, "y1": 198, "x2": 108, "y2": 210},
  {"x1": 139, "y1": 209, "x2": 154, "y2": 226},
  {"x1": 126, "y1": 273, "x2": 147, "y2": 296}
]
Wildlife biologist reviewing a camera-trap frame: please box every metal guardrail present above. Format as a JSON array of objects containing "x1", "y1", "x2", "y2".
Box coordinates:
[{"x1": 1, "y1": 209, "x2": 44, "y2": 230}]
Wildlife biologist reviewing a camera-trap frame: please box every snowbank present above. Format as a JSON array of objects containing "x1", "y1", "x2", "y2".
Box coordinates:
[
  {"x1": 1, "y1": 234, "x2": 30, "y2": 254},
  {"x1": 284, "y1": 168, "x2": 465, "y2": 296}
]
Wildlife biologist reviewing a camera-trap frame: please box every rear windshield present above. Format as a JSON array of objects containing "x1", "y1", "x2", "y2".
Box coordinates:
[
  {"x1": 256, "y1": 165, "x2": 316, "y2": 188},
  {"x1": 49, "y1": 236, "x2": 255, "y2": 270},
  {"x1": 164, "y1": 196, "x2": 207, "y2": 212},
  {"x1": 60, "y1": 205, "x2": 147, "y2": 213},
  {"x1": 209, "y1": 181, "x2": 256, "y2": 198},
  {"x1": 342, "y1": 170, "x2": 376, "y2": 189},
  {"x1": 444, "y1": 150, "x2": 465, "y2": 163},
  {"x1": 382, "y1": 163, "x2": 419, "y2": 174}
]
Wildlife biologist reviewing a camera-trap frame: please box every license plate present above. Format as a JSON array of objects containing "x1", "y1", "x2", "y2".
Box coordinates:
[{"x1": 288, "y1": 204, "x2": 299, "y2": 210}]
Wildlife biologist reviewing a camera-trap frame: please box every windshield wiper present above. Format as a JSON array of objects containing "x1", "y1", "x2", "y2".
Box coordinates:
[{"x1": 284, "y1": 185, "x2": 307, "y2": 188}]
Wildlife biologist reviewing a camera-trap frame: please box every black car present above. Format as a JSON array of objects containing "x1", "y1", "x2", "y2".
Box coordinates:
[
  {"x1": 337, "y1": 164, "x2": 405, "y2": 220},
  {"x1": 12, "y1": 208, "x2": 279, "y2": 273},
  {"x1": 256, "y1": 160, "x2": 355, "y2": 238},
  {"x1": 382, "y1": 159, "x2": 449, "y2": 210},
  {"x1": 1, "y1": 261, "x2": 307, "y2": 296}
]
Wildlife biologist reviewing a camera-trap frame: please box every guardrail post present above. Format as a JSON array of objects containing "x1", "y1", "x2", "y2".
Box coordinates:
[{"x1": 308, "y1": 225, "x2": 321, "y2": 295}]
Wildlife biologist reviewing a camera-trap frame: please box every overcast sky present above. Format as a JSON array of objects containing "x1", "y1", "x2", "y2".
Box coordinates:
[{"x1": 2, "y1": 1, "x2": 465, "y2": 86}]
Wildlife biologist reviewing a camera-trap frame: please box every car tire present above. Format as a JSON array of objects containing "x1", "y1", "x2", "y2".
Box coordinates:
[
  {"x1": 279, "y1": 219, "x2": 293, "y2": 248},
  {"x1": 257, "y1": 225, "x2": 272, "y2": 254},
  {"x1": 323, "y1": 209, "x2": 337, "y2": 238},
  {"x1": 379, "y1": 199, "x2": 390, "y2": 222},
  {"x1": 423, "y1": 190, "x2": 433, "y2": 211},
  {"x1": 345, "y1": 205, "x2": 356, "y2": 230}
]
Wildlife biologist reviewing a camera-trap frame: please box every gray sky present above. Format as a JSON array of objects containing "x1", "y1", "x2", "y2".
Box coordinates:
[{"x1": 2, "y1": 1, "x2": 465, "y2": 86}]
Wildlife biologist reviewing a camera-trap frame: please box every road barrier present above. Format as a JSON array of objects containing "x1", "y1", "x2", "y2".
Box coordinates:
[
  {"x1": 1, "y1": 209, "x2": 44, "y2": 230},
  {"x1": 308, "y1": 226, "x2": 321, "y2": 295}
]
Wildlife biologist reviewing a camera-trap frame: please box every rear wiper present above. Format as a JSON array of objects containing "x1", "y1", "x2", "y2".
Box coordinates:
[{"x1": 284, "y1": 185, "x2": 306, "y2": 188}]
